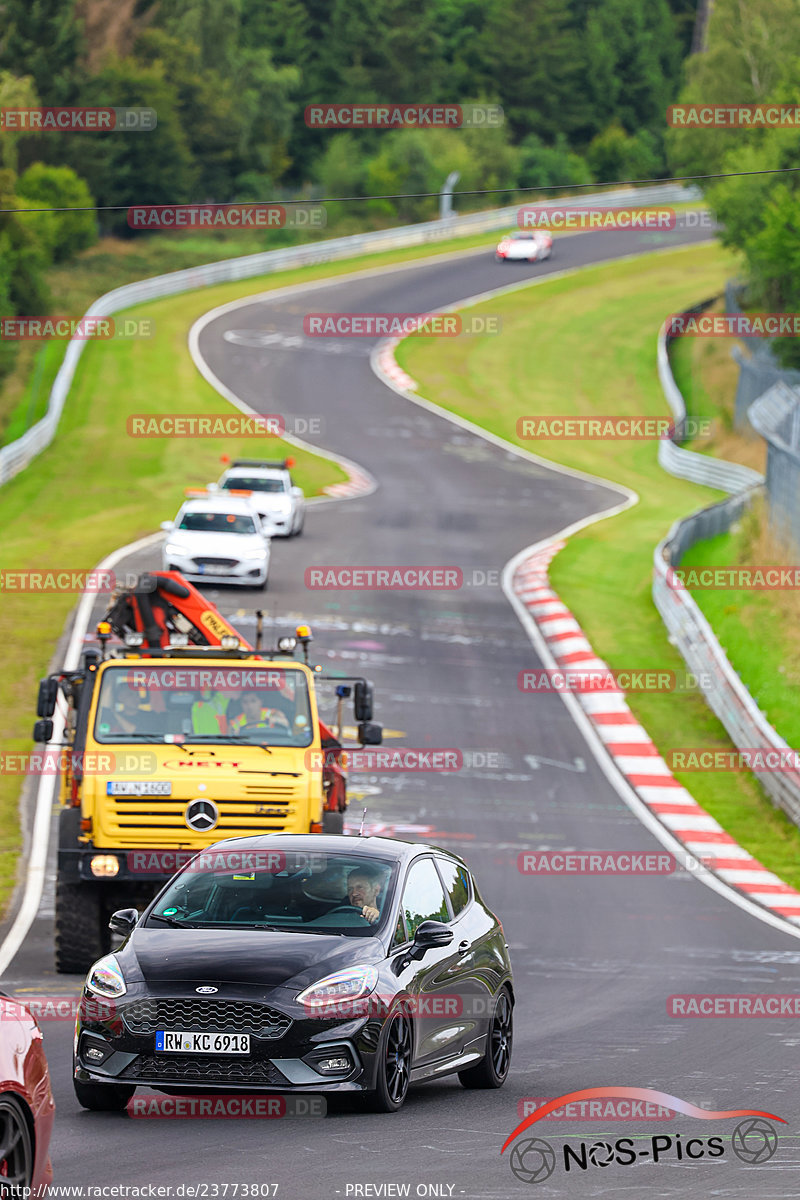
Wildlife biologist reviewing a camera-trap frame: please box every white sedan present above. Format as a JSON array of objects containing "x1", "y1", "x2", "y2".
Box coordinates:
[
  {"x1": 161, "y1": 495, "x2": 271, "y2": 589},
  {"x1": 495, "y1": 231, "x2": 553, "y2": 262},
  {"x1": 211, "y1": 458, "x2": 305, "y2": 538}
]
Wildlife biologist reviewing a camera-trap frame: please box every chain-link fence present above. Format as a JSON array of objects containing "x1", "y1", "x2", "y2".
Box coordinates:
[
  {"x1": 749, "y1": 381, "x2": 800, "y2": 551},
  {"x1": 726, "y1": 281, "x2": 800, "y2": 427}
]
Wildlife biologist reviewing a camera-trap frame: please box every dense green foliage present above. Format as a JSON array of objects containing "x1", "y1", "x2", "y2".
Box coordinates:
[
  {"x1": 0, "y1": 0, "x2": 699, "y2": 393},
  {"x1": 668, "y1": 0, "x2": 800, "y2": 367}
]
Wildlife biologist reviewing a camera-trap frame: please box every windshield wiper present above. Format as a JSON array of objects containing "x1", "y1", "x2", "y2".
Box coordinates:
[
  {"x1": 149, "y1": 913, "x2": 193, "y2": 928},
  {"x1": 101, "y1": 733, "x2": 168, "y2": 742},
  {"x1": 180, "y1": 735, "x2": 272, "y2": 755}
]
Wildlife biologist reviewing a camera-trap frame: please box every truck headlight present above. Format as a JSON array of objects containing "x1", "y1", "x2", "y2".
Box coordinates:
[{"x1": 90, "y1": 854, "x2": 120, "y2": 877}]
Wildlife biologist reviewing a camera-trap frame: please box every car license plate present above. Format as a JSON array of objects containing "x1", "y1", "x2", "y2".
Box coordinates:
[
  {"x1": 156, "y1": 1031, "x2": 250, "y2": 1054},
  {"x1": 203, "y1": 565, "x2": 230, "y2": 576}
]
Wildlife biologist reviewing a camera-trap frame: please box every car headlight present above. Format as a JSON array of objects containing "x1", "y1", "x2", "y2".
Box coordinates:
[
  {"x1": 86, "y1": 954, "x2": 127, "y2": 998},
  {"x1": 245, "y1": 548, "x2": 268, "y2": 560},
  {"x1": 164, "y1": 542, "x2": 188, "y2": 556},
  {"x1": 297, "y1": 965, "x2": 378, "y2": 1008}
]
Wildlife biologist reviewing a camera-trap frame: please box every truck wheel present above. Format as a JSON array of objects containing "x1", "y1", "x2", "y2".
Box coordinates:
[
  {"x1": 55, "y1": 881, "x2": 108, "y2": 974},
  {"x1": 322, "y1": 810, "x2": 344, "y2": 834}
]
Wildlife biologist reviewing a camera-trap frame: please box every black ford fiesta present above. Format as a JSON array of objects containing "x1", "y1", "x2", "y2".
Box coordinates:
[{"x1": 74, "y1": 834, "x2": 513, "y2": 1113}]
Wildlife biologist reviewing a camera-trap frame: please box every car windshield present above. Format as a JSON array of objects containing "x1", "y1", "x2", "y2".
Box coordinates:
[
  {"x1": 148, "y1": 852, "x2": 397, "y2": 935},
  {"x1": 179, "y1": 511, "x2": 257, "y2": 534},
  {"x1": 93, "y1": 664, "x2": 313, "y2": 745},
  {"x1": 223, "y1": 476, "x2": 286, "y2": 494}
]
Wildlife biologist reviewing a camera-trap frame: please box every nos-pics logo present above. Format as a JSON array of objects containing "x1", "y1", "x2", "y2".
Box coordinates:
[{"x1": 501, "y1": 1087, "x2": 783, "y2": 1184}]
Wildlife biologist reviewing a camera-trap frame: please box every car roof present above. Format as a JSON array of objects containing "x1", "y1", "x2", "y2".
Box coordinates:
[
  {"x1": 179, "y1": 496, "x2": 260, "y2": 515},
  {"x1": 224, "y1": 467, "x2": 286, "y2": 477},
  {"x1": 198, "y1": 832, "x2": 468, "y2": 868}
]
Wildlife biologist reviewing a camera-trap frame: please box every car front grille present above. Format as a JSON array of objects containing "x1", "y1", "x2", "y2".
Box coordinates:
[
  {"x1": 122, "y1": 1056, "x2": 288, "y2": 1085},
  {"x1": 193, "y1": 557, "x2": 239, "y2": 568},
  {"x1": 122, "y1": 998, "x2": 292, "y2": 1039}
]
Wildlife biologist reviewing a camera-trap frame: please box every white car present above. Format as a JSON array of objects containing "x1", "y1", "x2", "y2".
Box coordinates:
[
  {"x1": 495, "y1": 231, "x2": 553, "y2": 262},
  {"x1": 161, "y1": 495, "x2": 271, "y2": 589},
  {"x1": 211, "y1": 458, "x2": 305, "y2": 537}
]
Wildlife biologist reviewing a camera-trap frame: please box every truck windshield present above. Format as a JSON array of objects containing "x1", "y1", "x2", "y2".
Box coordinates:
[{"x1": 93, "y1": 665, "x2": 313, "y2": 746}]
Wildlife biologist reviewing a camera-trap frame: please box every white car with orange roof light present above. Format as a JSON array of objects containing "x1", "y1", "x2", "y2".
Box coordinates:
[
  {"x1": 160, "y1": 491, "x2": 271, "y2": 590},
  {"x1": 495, "y1": 231, "x2": 552, "y2": 262}
]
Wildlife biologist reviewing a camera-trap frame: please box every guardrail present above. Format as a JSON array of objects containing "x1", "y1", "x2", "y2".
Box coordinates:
[
  {"x1": 749, "y1": 380, "x2": 800, "y2": 552},
  {"x1": 654, "y1": 311, "x2": 800, "y2": 825},
  {"x1": 657, "y1": 298, "x2": 763, "y2": 493},
  {"x1": 0, "y1": 183, "x2": 695, "y2": 487}
]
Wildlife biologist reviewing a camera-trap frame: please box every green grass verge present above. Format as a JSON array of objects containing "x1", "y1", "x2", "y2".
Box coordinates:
[
  {"x1": 397, "y1": 241, "x2": 800, "y2": 889},
  {"x1": 679, "y1": 510, "x2": 800, "y2": 750}
]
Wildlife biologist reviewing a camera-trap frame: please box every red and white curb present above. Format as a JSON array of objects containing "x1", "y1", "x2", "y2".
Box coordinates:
[
  {"x1": 514, "y1": 543, "x2": 800, "y2": 926},
  {"x1": 374, "y1": 339, "x2": 417, "y2": 392},
  {"x1": 323, "y1": 462, "x2": 375, "y2": 499}
]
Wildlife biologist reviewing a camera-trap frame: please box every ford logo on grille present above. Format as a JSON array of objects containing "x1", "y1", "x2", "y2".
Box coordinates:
[
  {"x1": 184, "y1": 798, "x2": 219, "y2": 831},
  {"x1": 195, "y1": 986, "x2": 218, "y2": 994}
]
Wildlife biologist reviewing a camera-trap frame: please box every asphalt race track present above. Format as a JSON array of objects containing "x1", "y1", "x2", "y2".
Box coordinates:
[{"x1": 6, "y1": 223, "x2": 800, "y2": 1197}]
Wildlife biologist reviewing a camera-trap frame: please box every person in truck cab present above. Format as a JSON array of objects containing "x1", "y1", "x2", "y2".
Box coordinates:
[
  {"x1": 98, "y1": 685, "x2": 158, "y2": 736},
  {"x1": 228, "y1": 690, "x2": 291, "y2": 734},
  {"x1": 191, "y1": 688, "x2": 238, "y2": 735}
]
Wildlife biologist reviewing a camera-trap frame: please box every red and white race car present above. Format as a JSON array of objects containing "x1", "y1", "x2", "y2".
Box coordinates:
[{"x1": 495, "y1": 230, "x2": 553, "y2": 262}]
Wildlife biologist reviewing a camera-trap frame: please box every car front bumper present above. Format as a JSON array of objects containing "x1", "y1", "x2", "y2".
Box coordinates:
[
  {"x1": 162, "y1": 554, "x2": 268, "y2": 586},
  {"x1": 74, "y1": 987, "x2": 385, "y2": 1094}
]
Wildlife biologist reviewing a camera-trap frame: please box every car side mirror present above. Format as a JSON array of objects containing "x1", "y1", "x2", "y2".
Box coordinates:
[
  {"x1": 33, "y1": 718, "x2": 53, "y2": 743},
  {"x1": 160, "y1": 521, "x2": 174, "y2": 532},
  {"x1": 411, "y1": 920, "x2": 453, "y2": 959},
  {"x1": 357, "y1": 721, "x2": 382, "y2": 745},
  {"x1": 108, "y1": 908, "x2": 139, "y2": 937},
  {"x1": 291, "y1": 487, "x2": 303, "y2": 497},
  {"x1": 207, "y1": 483, "x2": 220, "y2": 493}
]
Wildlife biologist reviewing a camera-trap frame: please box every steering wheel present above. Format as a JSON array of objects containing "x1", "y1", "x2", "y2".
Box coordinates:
[{"x1": 324, "y1": 903, "x2": 369, "y2": 921}]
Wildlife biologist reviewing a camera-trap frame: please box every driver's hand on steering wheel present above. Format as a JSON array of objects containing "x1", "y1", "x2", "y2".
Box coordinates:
[{"x1": 360, "y1": 905, "x2": 380, "y2": 925}]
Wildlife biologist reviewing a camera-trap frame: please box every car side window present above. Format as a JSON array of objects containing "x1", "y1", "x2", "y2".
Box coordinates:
[
  {"x1": 436, "y1": 858, "x2": 471, "y2": 918},
  {"x1": 391, "y1": 912, "x2": 408, "y2": 948},
  {"x1": 401, "y1": 858, "x2": 450, "y2": 938}
]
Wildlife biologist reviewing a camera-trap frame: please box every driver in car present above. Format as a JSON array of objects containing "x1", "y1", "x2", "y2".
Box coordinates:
[{"x1": 346, "y1": 866, "x2": 383, "y2": 925}]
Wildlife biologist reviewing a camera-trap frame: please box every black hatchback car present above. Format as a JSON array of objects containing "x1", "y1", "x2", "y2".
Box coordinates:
[{"x1": 74, "y1": 834, "x2": 513, "y2": 1113}]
